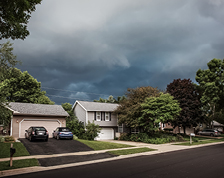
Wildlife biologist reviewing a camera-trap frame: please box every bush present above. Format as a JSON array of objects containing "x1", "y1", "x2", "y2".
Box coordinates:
[
  {"x1": 0, "y1": 136, "x2": 5, "y2": 143},
  {"x1": 4, "y1": 136, "x2": 15, "y2": 142},
  {"x1": 119, "y1": 133, "x2": 130, "y2": 141},
  {"x1": 119, "y1": 132, "x2": 181, "y2": 144},
  {"x1": 84, "y1": 121, "x2": 101, "y2": 140}
]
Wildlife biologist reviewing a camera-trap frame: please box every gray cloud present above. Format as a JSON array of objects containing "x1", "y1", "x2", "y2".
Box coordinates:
[{"x1": 6, "y1": 0, "x2": 224, "y2": 104}]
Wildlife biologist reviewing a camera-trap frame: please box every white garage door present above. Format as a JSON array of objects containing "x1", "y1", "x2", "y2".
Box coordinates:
[
  {"x1": 96, "y1": 128, "x2": 114, "y2": 140},
  {"x1": 20, "y1": 119, "x2": 61, "y2": 138}
]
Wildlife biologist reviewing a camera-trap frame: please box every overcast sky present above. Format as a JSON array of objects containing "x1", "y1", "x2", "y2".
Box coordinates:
[{"x1": 7, "y1": 0, "x2": 224, "y2": 105}]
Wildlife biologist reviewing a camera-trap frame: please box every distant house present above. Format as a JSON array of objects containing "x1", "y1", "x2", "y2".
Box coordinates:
[
  {"x1": 7, "y1": 102, "x2": 69, "y2": 138},
  {"x1": 72, "y1": 100, "x2": 119, "y2": 140}
]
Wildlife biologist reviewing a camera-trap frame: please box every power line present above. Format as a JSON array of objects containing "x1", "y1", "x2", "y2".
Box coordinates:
[{"x1": 45, "y1": 94, "x2": 91, "y2": 101}]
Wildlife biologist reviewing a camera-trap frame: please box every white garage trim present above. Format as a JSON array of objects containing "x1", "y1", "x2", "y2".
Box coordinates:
[{"x1": 19, "y1": 119, "x2": 61, "y2": 138}]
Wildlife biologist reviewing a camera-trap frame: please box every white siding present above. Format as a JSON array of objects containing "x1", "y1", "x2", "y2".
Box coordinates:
[{"x1": 88, "y1": 112, "x2": 118, "y2": 127}]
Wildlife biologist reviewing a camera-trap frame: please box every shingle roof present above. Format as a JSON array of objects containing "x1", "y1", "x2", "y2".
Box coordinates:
[
  {"x1": 75, "y1": 100, "x2": 119, "y2": 112},
  {"x1": 8, "y1": 102, "x2": 69, "y2": 117}
]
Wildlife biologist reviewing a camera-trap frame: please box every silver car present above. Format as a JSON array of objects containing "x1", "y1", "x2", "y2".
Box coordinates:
[{"x1": 198, "y1": 129, "x2": 221, "y2": 137}]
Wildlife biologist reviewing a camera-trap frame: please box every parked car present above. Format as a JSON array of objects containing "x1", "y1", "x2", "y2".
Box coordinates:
[
  {"x1": 25, "y1": 126, "x2": 49, "y2": 142},
  {"x1": 198, "y1": 129, "x2": 221, "y2": 137},
  {"x1": 52, "y1": 127, "x2": 73, "y2": 140}
]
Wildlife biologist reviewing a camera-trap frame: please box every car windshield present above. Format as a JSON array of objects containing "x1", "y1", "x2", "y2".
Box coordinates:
[
  {"x1": 34, "y1": 127, "x2": 46, "y2": 131},
  {"x1": 59, "y1": 128, "x2": 70, "y2": 132}
]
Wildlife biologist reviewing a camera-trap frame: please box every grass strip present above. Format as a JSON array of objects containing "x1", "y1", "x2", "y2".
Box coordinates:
[
  {"x1": 107, "y1": 147, "x2": 157, "y2": 156},
  {"x1": 77, "y1": 139, "x2": 134, "y2": 150},
  {"x1": 0, "y1": 142, "x2": 30, "y2": 158},
  {"x1": 174, "y1": 138, "x2": 224, "y2": 146},
  {"x1": 0, "y1": 159, "x2": 39, "y2": 171}
]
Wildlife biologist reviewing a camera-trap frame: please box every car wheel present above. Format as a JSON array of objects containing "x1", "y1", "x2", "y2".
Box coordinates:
[
  {"x1": 57, "y1": 135, "x2": 60, "y2": 140},
  {"x1": 210, "y1": 133, "x2": 214, "y2": 137}
]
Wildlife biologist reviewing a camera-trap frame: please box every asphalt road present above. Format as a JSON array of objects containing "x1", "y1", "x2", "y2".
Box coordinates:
[
  {"x1": 8, "y1": 143, "x2": 224, "y2": 178},
  {"x1": 19, "y1": 138, "x2": 93, "y2": 155}
]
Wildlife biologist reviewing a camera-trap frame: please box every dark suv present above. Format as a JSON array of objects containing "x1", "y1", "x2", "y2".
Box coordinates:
[{"x1": 25, "y1": 126, "x2": 49, "y2": 142}]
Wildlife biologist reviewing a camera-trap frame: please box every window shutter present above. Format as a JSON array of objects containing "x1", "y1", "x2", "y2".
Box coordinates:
[
  {"x1": 94, "y1": 112, "x2": 96, "y2": 121},
  {"x1": 109, "y1": 112, "x2": 111, "y2": 121},
  {"x1": 101, "y1": 112, "x2": 103, "y2": 121},
  {"x1": 103, "y1": 112, "x2": 105, "y2": 121}
]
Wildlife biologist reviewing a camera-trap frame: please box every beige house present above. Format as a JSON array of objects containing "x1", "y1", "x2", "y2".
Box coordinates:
[{"x1": 8, "y1": 102, "x2": 69, "y2": 139}]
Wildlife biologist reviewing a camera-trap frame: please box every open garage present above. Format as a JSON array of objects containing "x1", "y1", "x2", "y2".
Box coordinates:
[{"x1": 8, "y1": 102, "x2": 69, "y2": 139}]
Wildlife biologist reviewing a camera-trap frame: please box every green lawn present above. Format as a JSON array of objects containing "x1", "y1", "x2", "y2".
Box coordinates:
[
  {"x1": 174, "y1": 137, "x2": 224, "y2": 146},
  {"x1": 107, "y1": 147, "x2": 157, "y2": 156},
  {"x1": 0, "y1": 159, "x2": 39, "y2": 171},
  {"x1": 0, "y1": 142, "x2": 30, "y2": 158},
  {"x1": 77, "y1": 139, "x2": 134, "y2": 150}
]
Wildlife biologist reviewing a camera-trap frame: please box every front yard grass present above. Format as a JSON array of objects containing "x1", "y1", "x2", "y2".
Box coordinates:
[
  {"x1": 174, "y1": 137, "x2": 224, "y2": 146},
  {"x1": 77, "y1": 139, "x2": 134, "y2": 150},
  {"x1": 0, "y1": 159, "x2": 39, "y2": 171},
  {"x1": 107, "y1": 147, "x2": 157, "y2": 156},
  {"x1": 0, "y1": 142, "x2": 30, "y2": 158}
]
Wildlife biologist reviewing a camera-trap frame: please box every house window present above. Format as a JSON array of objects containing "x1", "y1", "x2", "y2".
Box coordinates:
[
  {"x1": 96, "y1": 112, "x2": 101, "y2": 121},
  {"x1": 105, "y1": 112, "x2": 110, "y2": 121},
  {"x1": 118, "y1": 124, "x2": 123, "y2": 133},
  {"x1": 131, "y1": 128, "x2": 139, "y2": 133}
]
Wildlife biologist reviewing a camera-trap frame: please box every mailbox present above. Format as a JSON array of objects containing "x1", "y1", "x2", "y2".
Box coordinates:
[
  {"x1": 190, "y1": 133, "x2": 195, "y2": 137},
  {"x1": 10, "y1": 148, "x2": 16, "y2": 156}
]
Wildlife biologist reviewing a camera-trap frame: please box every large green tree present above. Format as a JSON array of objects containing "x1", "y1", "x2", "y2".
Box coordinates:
[
  {"x1": 0, "y1": 42, "x2": 20, "y2": 127},
  {"x1": 115, "y1": 86, "x2": 160, "y2": 129},
  {"x1": 140, "y1": 93, "x2": 181, "y2": 132},
  {"x1": 167, "y1": 78, "x2": 204, "y2": 134},
  {"x1": 0, "y1": 68, "x2": 54, "y2": 104},
  {"x1": 0, "y1": 0, "x2": 42, "y2": 40},
  {"x1": 195, "y1": 58, "x2": 224, "y2": 125}
]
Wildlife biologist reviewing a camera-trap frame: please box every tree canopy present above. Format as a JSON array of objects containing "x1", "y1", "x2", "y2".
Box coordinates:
[
  {"x1": 0, "y1": 41, "x2": 19, "y2": 81},
  {"x1": 140, "y1": 93, "x2": 181, "y2": 132},
  {"x1": 0, "y1": 68, "x2": 54, "y2": 104},
  {"x1": 195, "y1": 58, "x2": 224, "y2": 122},
  {"x1": 115, "y1": 86, "x2": 160, "y2": 128},
  {"x1": 94, "y1": 95, "x2": 126, "y2": 103},
  {"x1": 167, "y1": 78, "x2": 204, "y2": 134},
  {"x1": 0, "y1": 0, "x2": 42, "y2": 40}
]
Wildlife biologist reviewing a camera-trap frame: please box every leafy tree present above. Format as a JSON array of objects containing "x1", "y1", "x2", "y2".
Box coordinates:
[
  {"x1": 0, "y1": 42, "x2": 19, "y2": 81},
  {"x1": 167, "y1": 78, "x2": 204, "y2": 134},
  {"x1": 115, "y1": 86, "x2": 160, "y2": 129},
  {"x1": 0, "y1": 0, "x2": 42, "y2": 40},
  {"x1": 94, "y1": 95, "x2": 126, "y2": 103},
  {"x1": 0, "y1": 68, "x2": 54, "y2": 104},
  {"x1": 0, "y1": 42, "x2": 20, "y2": 127},
  {"x1": 140, "y1": 93, "x2": 181, "y2": 132},
  {"x1": 195, "y1": 58, "x2": 224, "y2": 125},
  {"x1": 62, "y1": 102, "x2": 85, "y2": 138}
]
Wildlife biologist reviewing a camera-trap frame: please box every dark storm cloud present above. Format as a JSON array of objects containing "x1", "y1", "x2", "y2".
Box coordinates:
[{"x1": 7, "y1": 0, "x2": 224, "y2": 104}]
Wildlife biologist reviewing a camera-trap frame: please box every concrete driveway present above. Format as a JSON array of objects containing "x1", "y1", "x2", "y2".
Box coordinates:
[{"x1": 19, "y1": 138, "x2": 93, "y2": 155}]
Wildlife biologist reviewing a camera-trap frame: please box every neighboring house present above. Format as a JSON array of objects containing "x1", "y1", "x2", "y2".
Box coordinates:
[
  {"x1": 72, "y1": 100, "x2": 119, "y2": 140},
  {"x1": 7, "y1": 102, "x2": 69, "y2": 139}
]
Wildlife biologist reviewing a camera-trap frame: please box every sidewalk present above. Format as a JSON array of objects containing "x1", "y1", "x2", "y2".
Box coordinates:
[{"x1": 1, "y1": 140, "x2": 224, "y2": 177}]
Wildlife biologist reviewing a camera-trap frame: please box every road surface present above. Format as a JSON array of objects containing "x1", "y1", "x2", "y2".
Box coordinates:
[{"x1": 8, "y1": 143, "x2": 224, "y2": 178}]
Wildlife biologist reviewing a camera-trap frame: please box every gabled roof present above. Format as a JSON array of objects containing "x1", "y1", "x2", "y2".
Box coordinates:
[
  {"x1": 73, "y1": 100, "x2": 119, "y2": 112},
  {"x1": 8, "y1": 102, "x2": 69, "y2": 117},
  {"x1": 213, "y1": 120, "x2": 224, "y2": 127}
]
